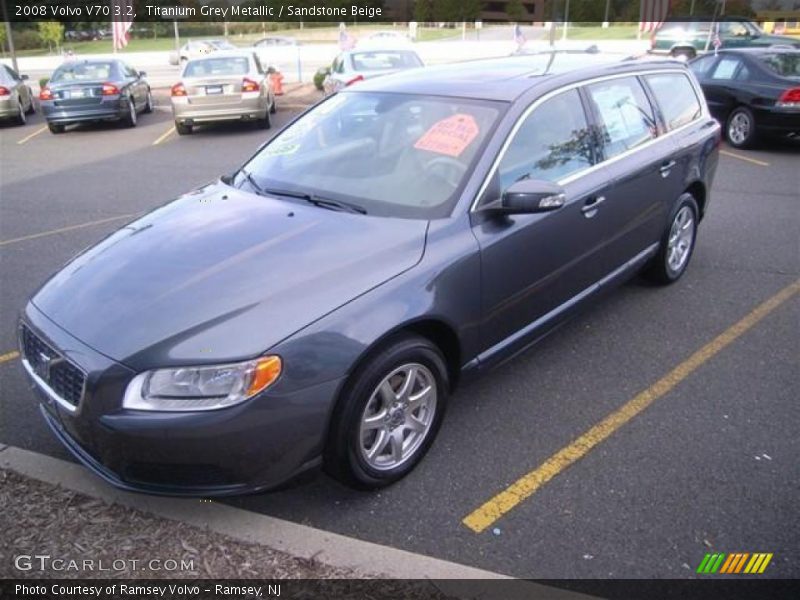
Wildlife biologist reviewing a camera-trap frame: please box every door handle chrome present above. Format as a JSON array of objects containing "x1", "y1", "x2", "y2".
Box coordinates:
[
  {"x1": 581, "y1": 195, "x2": 605, "y2": 216},
  {"x1": 660, "y1": 160, "x2": 677, "y2": 177}
]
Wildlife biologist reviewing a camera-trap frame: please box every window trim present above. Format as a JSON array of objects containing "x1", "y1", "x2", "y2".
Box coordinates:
[{"x1": 470, "y1": 68, "x2": 709, "y2": 213}]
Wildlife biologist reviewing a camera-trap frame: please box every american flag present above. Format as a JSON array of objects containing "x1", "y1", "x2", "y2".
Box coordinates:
[
  {"x1": 513, "y1": 23, "x2": 526, "y2": 49},
  {"x1": 112, "y1": 0, "x2": 134, "y2": 51},
  {"x1": 338, "y1": 23, "x2": 355, "y2": 51},
  {"x1": 639, "y1": 0, "x2": 671, "y2": 34}
]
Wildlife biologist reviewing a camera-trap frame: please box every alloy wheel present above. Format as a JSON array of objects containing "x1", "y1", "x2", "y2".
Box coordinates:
[
  {"x1": 667, "y1": 206, "x2": 695, "y2": 273},
  {"x1": 358, "y1": 363, "x2": 437, "y2": 471},
  {"x1": 728, "y1": 112, "x2": 750, "y2": 146}
]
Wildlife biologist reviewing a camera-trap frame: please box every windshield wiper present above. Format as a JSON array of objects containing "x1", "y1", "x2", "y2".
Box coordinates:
[
  {"x1": 238, "y1": 171, "x2": 366, "y2": 214},
  {"x1": 261, "y1": 186, "x2": 367, "y2": 215}
]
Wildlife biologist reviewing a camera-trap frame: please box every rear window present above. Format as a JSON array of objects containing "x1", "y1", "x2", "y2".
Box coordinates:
[
  {"x1": 757, "y1": 53, "x2": 800, "y2": 78},
  {"x1": 184, "y1": 57, "x2": 250, "y2": 77},
  {"x1": 350, "y1": 51, "x2": 422, "y2": 71},
  {"x1": 51, "y1": 62, "x2": 114, "y2": 82},
  {"x1": 645, "y1": 73, "x2": 702, "y2": 131}
]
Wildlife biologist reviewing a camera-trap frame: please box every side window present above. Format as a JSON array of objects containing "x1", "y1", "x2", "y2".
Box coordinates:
[
  {"x1": 710, "y1": 57, "x2": 741, "y2": 79},
  {"x1": 586, "y1": 77, "x2": 657, "y2": 159},
  {"x1": 332, "y1": 56, "x2": 344, "y2": 74},
  {"x1": 497, "y1": 89, "x2": 594, "y2": 189},
  {"x1": 645, "y1": 73, "x2": 702, "y2": 131},
  {"x1": 689, "y1": 55, "x2": 717, "y2": 78}
]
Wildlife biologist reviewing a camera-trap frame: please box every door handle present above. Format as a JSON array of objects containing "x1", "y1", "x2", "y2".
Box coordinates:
[
  {"x1": 581, "y1": 195, "x2": 605, "y2": 217},
  {"x1": 660, "y1": 160, "x2": 677, "y2": 177}
]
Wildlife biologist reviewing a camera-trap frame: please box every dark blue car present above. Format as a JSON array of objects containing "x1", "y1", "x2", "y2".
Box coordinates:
[
  {"x1": 39, "y1": 59, "x2": 152, "y2": 134},
  {"x1": 20, "y1": 55, "x2": 720, "y2": 495}
]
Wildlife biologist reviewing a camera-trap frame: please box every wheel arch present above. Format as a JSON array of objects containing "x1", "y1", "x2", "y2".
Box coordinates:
[{"x1": 684, "y1": 180, "x2": 707, "y2": 220}]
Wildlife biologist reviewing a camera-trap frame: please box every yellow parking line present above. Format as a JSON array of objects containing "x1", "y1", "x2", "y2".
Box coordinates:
[
  {"x1": 0, "y1": 214, "x2": 137, "y2": 247},
  {"x1": 152, "y1": 125, "x2": 175, "y2": 146},
  {"x1": 720, "y1": 150, "x2": 770, "y2": 167},
  {"x1": 0, "y1": 351, "x2": 20, "y2": 364},
  {"x1": 462, "y1": 279, "x2": 800, "y2": 533},
  {"x1": 16, "y1": 126, "x2": 48, "y2": 145}
]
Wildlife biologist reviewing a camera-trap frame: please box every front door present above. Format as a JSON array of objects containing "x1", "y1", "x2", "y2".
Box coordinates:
[{"x1": 472, "y1": 88, "x2": 611, "y2": 357}]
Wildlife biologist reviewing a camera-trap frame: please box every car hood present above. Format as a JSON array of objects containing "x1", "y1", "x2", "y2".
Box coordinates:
[{"x1": 32, "y1": 182, "x2": 428, "y2": 369}]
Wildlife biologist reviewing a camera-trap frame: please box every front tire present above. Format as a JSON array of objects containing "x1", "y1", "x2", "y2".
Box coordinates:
[
  {"x1": 324, "y1": 334, "x2": 449, "y2": 489},
  {"x1": 726, "y1": 106, "x2": 757, "y2": 149},
  {"x1": 671, "y1": 47, "x2": 696, "y2": 61},
  {"x1": 644, "y1": 193, "x2": 699, "y2": 285}
]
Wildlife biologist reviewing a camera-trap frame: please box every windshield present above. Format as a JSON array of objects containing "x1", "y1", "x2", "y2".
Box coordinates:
[
  {"x1": 757, "y1": 53, "x2": 800, "y2": 78},
  {"x1": 184, "y1": 56, "x2": 250, "y2": 77},
  {"x1": 51, "y1": 62, "x2": 115, "y2": 82},
  {"x1": 235, "y1": 92, "x2": 503, "y2": 219},
  {"x1": 350, "y1": 51, "x2": 422, "y2": 71}
]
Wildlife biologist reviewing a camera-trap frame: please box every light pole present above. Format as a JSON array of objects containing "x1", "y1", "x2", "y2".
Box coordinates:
[{"x1": 1, "y1": 0, "x2": 18, "y2": 73}]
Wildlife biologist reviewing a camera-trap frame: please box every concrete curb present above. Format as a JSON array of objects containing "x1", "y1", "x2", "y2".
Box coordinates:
[{"x1": 0, "y1": 445, "x2": 596, "y2": 598}]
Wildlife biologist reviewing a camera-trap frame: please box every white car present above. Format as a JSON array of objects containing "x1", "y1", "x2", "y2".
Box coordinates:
[
  {"x1": 169, "y1": 40, "x2": 238, "y2": 66},
  {"x1": 323, "y1": 48, "x2": 424, "y2": 95}
]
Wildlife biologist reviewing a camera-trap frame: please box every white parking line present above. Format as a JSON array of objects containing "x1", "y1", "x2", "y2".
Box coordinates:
[
  {"x1": 720, "y1": 150, "x2": 770, "y2": 167},
  {"x1": 152, "y1": 125, "x2": 176, "y2": 146}
]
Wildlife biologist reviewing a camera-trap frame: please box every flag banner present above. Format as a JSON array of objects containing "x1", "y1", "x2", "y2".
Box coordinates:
[{"x1": 640, "y1": 0, "x2": 671, "y2": 33}]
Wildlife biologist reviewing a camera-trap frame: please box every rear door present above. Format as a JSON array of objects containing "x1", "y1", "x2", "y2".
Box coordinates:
[
  {"x1": 582, "y1": 75, "x2": 674, "y2": 272},
  {"x1": 472, "y1": 88, "x2": 612, "y2": 354}
]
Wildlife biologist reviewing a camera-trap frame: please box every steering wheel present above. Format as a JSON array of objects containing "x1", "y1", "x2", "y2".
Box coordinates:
[{"x1": 423, "y1": 156, "x2": 467, "y2": 189}]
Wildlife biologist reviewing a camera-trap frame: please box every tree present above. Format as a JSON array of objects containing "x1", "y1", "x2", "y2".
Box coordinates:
[
  {"x1": 506, "y1": 0, "x2": 526, "y2": 22},
  {"x1": 0, "y1": 22, "x2": 7, "y2": 54},
  {"x1": 414, "y1": 0, "x2": 432, "y2": 22},
  {"x1": 38, "y1": 21, "x2": 64, "y2": 54}
]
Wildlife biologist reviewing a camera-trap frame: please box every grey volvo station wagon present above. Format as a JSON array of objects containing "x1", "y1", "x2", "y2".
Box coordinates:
[{"x1": 20, "y1": 54, "x2": 720, "y2": 495}]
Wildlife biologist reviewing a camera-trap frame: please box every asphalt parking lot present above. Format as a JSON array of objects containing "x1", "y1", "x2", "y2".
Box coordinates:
[{"x1": 1, "y1": 92, "x2": 797, "y2": 580}]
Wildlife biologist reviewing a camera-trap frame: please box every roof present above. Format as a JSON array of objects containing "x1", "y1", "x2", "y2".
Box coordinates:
[
  {"x1": 352, "y1": 53, "x2": 687, "y2": 102},
  {"x1": 715, "y1": 47, "x2": 800, "y2": 54}
]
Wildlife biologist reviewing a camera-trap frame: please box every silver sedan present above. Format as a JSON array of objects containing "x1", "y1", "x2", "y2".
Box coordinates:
[
  {"x1": 323, "y1": 48, "x2": 424, "y2": 96},
  {"x1": 170, "y1": 51, "x2": 276, "y2": 135},
  {"x1": 0, "y1": 64, "x2": 35, "y2": 125}
]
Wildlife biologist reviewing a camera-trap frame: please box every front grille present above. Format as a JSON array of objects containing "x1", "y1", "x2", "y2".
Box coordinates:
[{"x1": 20, "y1": 324, "x2": 86, "y2": 408}]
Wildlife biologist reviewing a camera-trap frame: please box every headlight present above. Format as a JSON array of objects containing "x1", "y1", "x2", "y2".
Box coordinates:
[{"x1": 122, "y1": 356, "x2": 282, "y2": 412}]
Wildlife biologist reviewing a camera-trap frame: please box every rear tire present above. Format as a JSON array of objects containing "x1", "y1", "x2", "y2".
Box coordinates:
[
  {"x1": 644, "y1": 193, "x2": 699, "y2": 285},
  {"x1": 25, "y1": 96, "x2": 35, "y2": 115},
  {"x1": 48, "y1": 122, "x2": 65, "y2": 134},
  {"x1": 324, "y1": 334, "x2": 449, "y2": 490},
  {"x1": 175, "y1": 121, "x2": 192, "y2": 135},
  {"x1": 143, "y1": 89, "x2": 153, "y2": 114},
  {"x1": 726, "y1": 106, "x2": 757, "y2": 149},
  {"x1": 269, "y1": 96, "x2": 277, "y2": 114},
  {"x1": 122, "y1": 96, "x2": 137, "y2": 128},
  {"x1": 14, "y1": 100, "x2": 26, "y2": 125},
  {"x1": 258, "y1": 110, "x2": 271, "y2": 129}
]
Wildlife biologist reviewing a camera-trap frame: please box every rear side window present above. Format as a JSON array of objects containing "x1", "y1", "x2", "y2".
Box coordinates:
[
  {"x1": 184, "y1": 57, "x2": 250, "y2": 77},
  {"x1": 689, "y1": 55, "x2": 717, "y2": 78},
  {"x1": 497, "y1": 89, "x2": 594, "y2": 187},
  {"x1": 645, "y1": 73, "x2": 702, "y2": 131},
  {"x1": 586, "y1": 77, "x2": 657, "y2": 159},
  {"x1": 757, "y1": 53, "x2": 800, "y2": 77},
  {"x1": 710, "y1": 57, "x2": 742, "y2": 79}
]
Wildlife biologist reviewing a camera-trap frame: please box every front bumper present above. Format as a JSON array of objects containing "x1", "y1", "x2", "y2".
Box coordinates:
[{"x1": 20, "y1": 303, "x2": 342, "y2": 496}]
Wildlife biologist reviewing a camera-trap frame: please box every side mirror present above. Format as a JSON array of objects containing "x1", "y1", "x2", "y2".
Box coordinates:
[
  {"x1": 139, "y1": 71, "x2": 147, "y2": 77},
  {"x1": 485, "y1": 179, "x2": 566, "y2": 214},
  {"x1": 21, "y1": 74, "x2": 29, "y2": 80}
]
